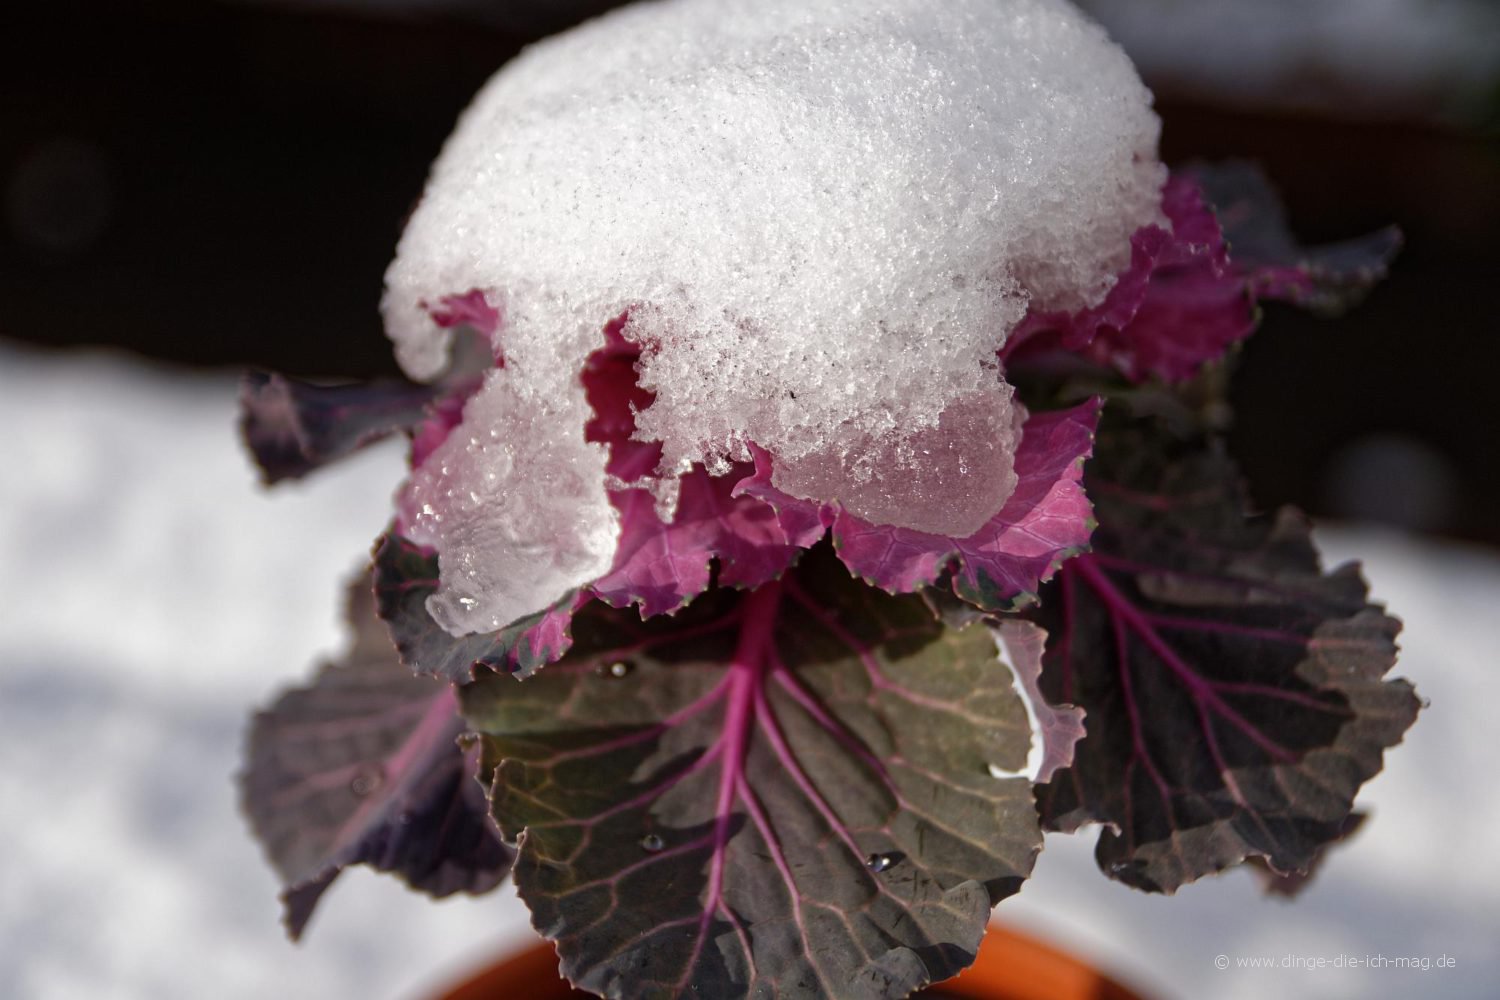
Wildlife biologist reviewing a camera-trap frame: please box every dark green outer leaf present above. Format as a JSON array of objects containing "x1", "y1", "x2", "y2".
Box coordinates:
[
  {"x1": 373, "y1": 531, "x2": 582, "y2": 682},
  {"x1": 1248, "y1": 812, "x2": 1367, "y2": 898},
  {"x1": 1032, "y1": 423, "x2": 1420, "y2": 893},
  {"x1": 462, "y1": 545, "x2": 1041, "y2": 1000}
]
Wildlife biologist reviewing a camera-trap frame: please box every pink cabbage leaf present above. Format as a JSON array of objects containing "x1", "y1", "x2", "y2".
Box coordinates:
[
  {"x1": 1002, "y1": 175, "x2": 1251, "y2": 384},
  {"x1": 736, "y1": 399, "x2": 1100, "y2": 612},
  {"x1": 583, "y1": 321, "x2": 804, "y2": 618},
  {"x1": 1001, "y1": 167, "x2": 1399, "y2": 385},
  {"x1": 995, "y1": 619, "x2": 1086, "y2": 785}
]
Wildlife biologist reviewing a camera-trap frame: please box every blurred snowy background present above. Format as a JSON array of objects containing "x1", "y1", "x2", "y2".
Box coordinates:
[
  {"x1": 1077, "y1": 0, "x2": 1500, "y2": 123},
  {"x1": 2, "y1": 1, "x2": 1498, "y2": 998}
]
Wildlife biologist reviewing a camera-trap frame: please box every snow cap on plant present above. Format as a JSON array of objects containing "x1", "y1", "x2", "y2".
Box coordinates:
[
  {"x1": 239, "y1": 0, "x2": 1416, "y2": 987},
  {"x1": 381, "y1": 0, "x2": 1165, "y2": 638}
]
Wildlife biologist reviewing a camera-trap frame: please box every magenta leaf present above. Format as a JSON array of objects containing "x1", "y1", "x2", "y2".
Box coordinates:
[
  {"x1": 1001, "y1": 165, "x2": 1395, "y2": 386},
  {"x1": 240, "y1": 575, "x2": 512, "y2": 939},
  {"x1": 425, "y1": 289, "x2": 502, "y2": 334},
  {"x1": 1188, "y1": 161, "x2": 1402, "y2": 314},
  {"x1": 1003, "y1": 175, "x2": 1253, "y2": 384},
  {"x1": 462, "y1": 543, "x2": 1042, "y2": 999},
  {"x1": 594, "y1": 464, "x2": 806, "y2": 616},
  {"x1": 240, "y1": 327, "x2": 489, "y2": 485},
  {"x1": 737, "y1": 400, "x2": 1099, "y2": 613},
  {"x1": 582, "y1": 321, "x2": 802, "y2": 617},
  {"x1": 1031, "y1": 421, "x2": 1420, "y2": 893},
  {"x1": 372, "y1": 531, "x2": 582, "y2": 682}
]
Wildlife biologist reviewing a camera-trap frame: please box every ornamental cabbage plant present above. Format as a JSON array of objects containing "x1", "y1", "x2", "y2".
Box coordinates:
[{"x1": 238, "y1": 1, "x2": 1418, "y2": 996}]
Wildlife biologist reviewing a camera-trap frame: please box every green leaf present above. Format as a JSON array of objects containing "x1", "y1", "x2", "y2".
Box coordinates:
[
  {"x1": 462, "y1": 544, "x2": 1041, "y2": 999},
  {"x1": 1032, "y1": 421, "x2": 1420, "y2": 893}
]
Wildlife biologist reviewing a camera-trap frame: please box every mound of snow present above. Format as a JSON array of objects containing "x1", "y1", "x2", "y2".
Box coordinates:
[{"x1": 384, "y1": 0, "x2": 1163, "y2": 634}]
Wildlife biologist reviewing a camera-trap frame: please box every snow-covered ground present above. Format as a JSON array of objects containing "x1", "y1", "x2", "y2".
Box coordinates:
[{"x1": 1, "y1": 342, "x2": 1494, "y2": 999}]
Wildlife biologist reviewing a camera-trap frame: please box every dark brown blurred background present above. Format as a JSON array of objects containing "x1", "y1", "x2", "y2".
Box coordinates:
[{"x1": 3, "y1": 0, "x2": 1497, "y2": 544}]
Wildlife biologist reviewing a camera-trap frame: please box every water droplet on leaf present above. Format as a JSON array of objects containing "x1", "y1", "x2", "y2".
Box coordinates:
[
  {"x1": 600, "y1": 660, "x2": 634, "y2": 679},
  {"x1": 350, "y1": 765, "x2": 384, "y2": 797},
  {"x1": 865, "y1": 852, "x2": 897, "y2": 873},
  {"x1": 640, "y1": 833, "x2": 665, "y2": 852}
]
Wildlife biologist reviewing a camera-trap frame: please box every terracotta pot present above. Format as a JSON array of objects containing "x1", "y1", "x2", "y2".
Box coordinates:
[{"x1": 434, "y1": 924, "x2": 1152, "y2": 1000}]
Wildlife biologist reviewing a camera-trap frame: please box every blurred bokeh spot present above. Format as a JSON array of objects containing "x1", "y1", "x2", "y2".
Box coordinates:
[{"x1": 5, "y1": 137, "x2": 115, "y2": 259}]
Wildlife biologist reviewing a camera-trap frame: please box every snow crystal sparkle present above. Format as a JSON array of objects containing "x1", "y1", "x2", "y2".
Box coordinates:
[{"x1": 384, "y1": 0, "x2": 1164, "y2": 635}]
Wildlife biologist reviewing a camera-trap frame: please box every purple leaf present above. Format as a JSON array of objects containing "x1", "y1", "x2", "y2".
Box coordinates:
[
  {"x1": 1031, "y1": 422, "x2": 1420, "y2": 893},
  {"x1": 582, "y1": 321, "x2": 803, "y2": 618},
  {"x1": 240, "y1": 323, "x2": 491, "y2": 485},
  {"x1": 994, "y1": 620, "x2": 1085, "y2": 785},
  {"x1": 1001, "y1": 168, "x2": 1397, "y2": 384},
  {"x1": 594, "y1": 465, "x2": 807, "y2": 617},
  {"x1": 1004, "y1": 175, "x2": 1254, "y2": 384},
  {"x1": 737, "y1": 400, "x2": 1100, "y2": 612},
  {"x1": 1188, "y1": 161, "x2": 1402, "y2": 314},
  {"x1": 462, "y1": 543, "x2": 1042, "y2": 999},
  {"x1": 240, "y1": 574, "x2": 512, "y2": 939},
  {"x1": 238, "y1": 372, "x2": 440, "y2": 485},
  {"x1": 372, "y1": 531, "x2": 582, "y2": 682}
]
